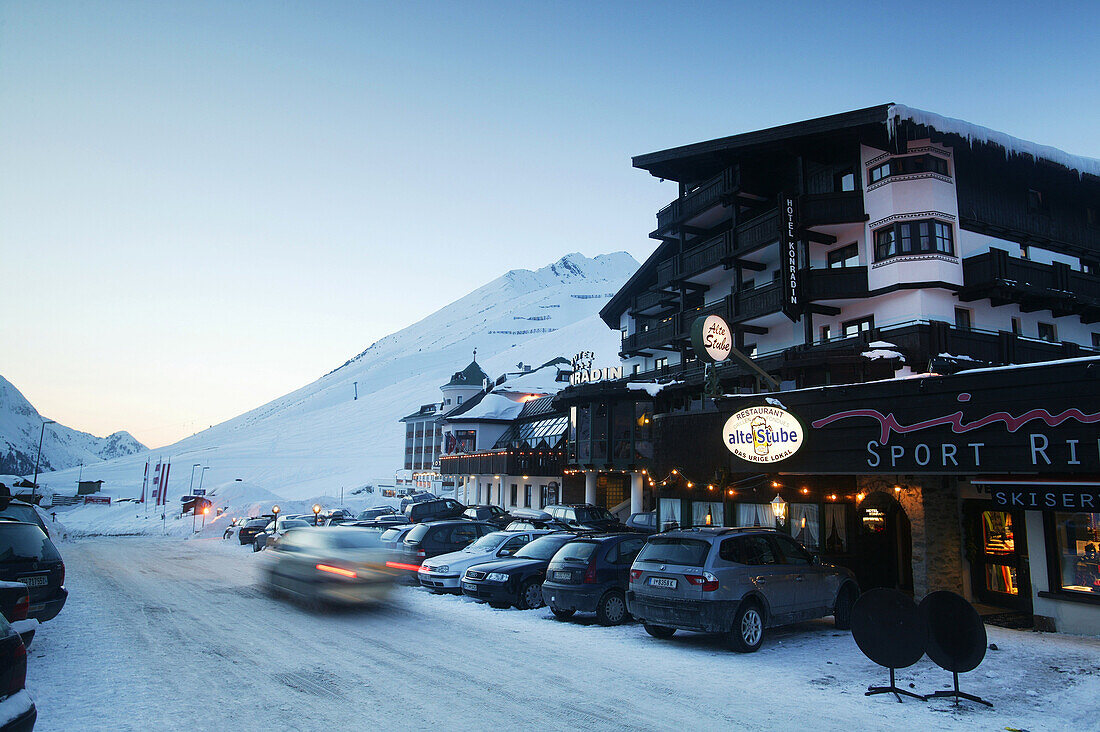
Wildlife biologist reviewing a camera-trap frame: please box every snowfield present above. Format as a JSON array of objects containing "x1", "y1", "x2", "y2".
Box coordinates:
[{"x1": 24, "y1": 536, "x2": 1100, "y2": 731}]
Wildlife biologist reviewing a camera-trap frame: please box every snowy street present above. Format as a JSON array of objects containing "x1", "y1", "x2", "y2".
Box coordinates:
[{"x1": 24, "y1": 537, "x2": 1100, "y2": 732}]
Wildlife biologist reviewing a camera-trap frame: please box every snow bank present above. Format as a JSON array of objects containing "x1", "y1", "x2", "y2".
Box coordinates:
[
  {"x1": 889, "y1": 104, "x2": 1100, "y2": 177},
  {"x1": 862, "y1": 349, "x2": 905, "y2": 362},
  {"x1": 0, "y1": 690, "x2": 33, "y2": 728},
  {"x1": 626, "y1": 381, "x2": 682, "y2": 397}
]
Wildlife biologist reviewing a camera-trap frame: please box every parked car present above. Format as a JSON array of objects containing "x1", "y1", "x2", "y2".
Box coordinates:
[
  {"x1": 237, "y1": 517, "x2": 271, "y2": 546},
  {"x1": 461, "y1": 505, "x2": 512, "y2": 528},
  {"x1": 253, "y1": 518, "x2": 311, "y2": 552},
  {"x1": 625, "y1": 512, "x2": 658, "y2": 534},
  {"x1": 355, "y1": 506, "x2": 398, "y2": 522},
  {"x1": 351, "y1": 515, "x2": 410, "y2": 528},
  {"x1": 542, "y1": 533, "x2": 647, "y2": 625},
  {"x1": 321, "y1": 515, "x2": 354, "y2": 526},
  {"x1": 0, "y1": 500, "x2": 49, "y2": 538},
  {"x1": 0, "y1": 612, "x2": 36, "y2": 732},
  {"x1": 262, "y1": 527, "x2": 395, "y2": 607},
  {"x1": 627, "y1": 527, "x2": 860, "y2": 652},
  {"x1": 0, "y1": 580, "x2": 35, "y2": 647},
  {"x1": 386, "y1": 520, "x2": 495, "y2": 582},
  {"x1": 418, "y1": 530, "x2": 548, "y2": 592},
  {"x1": 405, "y1": 498, "x2": 466, "y2": 523},
  {"x1": 378, "y1": 525, "x2": 416, "y2": 557},
  {"x1": 544, "y1": 504, "x2": 623, "y2": 531},
  {"x1": 0, "y1": 522, "x2": 67, "y2": 623},
  {"x1": 461, "y1": 532, "x2": 579, "y2": 610},
  {"x1": 398, "y1": 492, "x2": 437, "y2": 513},
  {"x1": 504, "y1": 509, "x2": 572, "y2": 532},
  {"x1": 223, "y1": 517, "x2": 248, "y2": 540}
]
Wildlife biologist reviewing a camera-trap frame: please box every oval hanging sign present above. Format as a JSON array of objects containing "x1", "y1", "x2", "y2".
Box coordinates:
[
  {"x1": 691, "y1": 314, "x2": 732, "y2": 363},
  {"x1": 723, "y1": 406, "x2": 805, "y2": 463}
]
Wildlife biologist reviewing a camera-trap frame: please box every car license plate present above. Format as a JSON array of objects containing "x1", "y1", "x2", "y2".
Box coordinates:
[
  {"x1": 648, "y1": 577, "x2": 677, "y2": 589},
  {"x1": 553, "y1": 571, "x2": 571, "y2": 580},
  {"x1": 19, "y1": 575, "x2": 47, "y2": 587},
  {"x1": 462, "y1": 582, "x2": 477, "y2": 592}
]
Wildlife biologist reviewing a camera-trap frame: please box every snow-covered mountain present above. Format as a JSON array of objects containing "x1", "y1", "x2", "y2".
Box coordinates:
[
  {"x1": 0, "y1": 375, "x2": 147, "y2": 476},
  {"x1": 37, "y1": 251, "x2": 638, "y2": 502}
]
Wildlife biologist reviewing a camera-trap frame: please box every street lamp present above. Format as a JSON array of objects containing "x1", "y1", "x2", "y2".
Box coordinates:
[
  {"x1": 188, "y1": 463, "x2": 201, "y2": 494},
  {"x1": 201, "y1": 506, "x2": 209, "y2": 530},
  {"x1": 197, "y1": 466, "x2": 210, "y2": 492},
  {"x1": 312, "y1": 504, "x2": 322, "y2": 525},
  {"x1": 31, "y1": 420, "x2": 56, "y2": 501}
]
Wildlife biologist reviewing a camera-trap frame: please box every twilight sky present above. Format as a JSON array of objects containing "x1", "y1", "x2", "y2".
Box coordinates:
[{"x1": 2, "y1": 1, "x2": 1097, "y2": 448}]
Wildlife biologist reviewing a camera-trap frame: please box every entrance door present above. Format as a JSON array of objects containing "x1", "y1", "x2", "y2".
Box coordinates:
[
  {"x1": 968, "y1": 506, "x2": 1032, "y2": 612},
  {"x1": 856, "y1": 492, "x2": 914, "y2": 593}
]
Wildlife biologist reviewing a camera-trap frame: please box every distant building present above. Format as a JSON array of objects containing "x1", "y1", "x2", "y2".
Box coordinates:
[{"x1": 77, "y1": 480, "x2": 104, "y2": 495}]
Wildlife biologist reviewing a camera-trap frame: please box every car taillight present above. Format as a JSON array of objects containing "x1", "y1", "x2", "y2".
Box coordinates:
[
  {"x1": 629, "y1": 569, "x2": 641, "y2": 583},
  {"x1": 316, "y1": 564, "x2": 357, "y2": 579},
  {"x1": 685, "y1": 572, "x2": 719, "y2": 592},
  {"x1": 417, "y1": 549, "x2": 426, "y2": 558},
  {"x1": 5, "y1": 640, "x2": 27, "y2": 695},
  {"x1": 583, "y1": 563, "x2": 598, "y2": 584},
  {"x1": 13, "y1": 591, "x2": 29, "y2": 621}
]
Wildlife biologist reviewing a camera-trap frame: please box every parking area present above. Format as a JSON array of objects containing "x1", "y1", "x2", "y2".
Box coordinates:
[{"x1": 25, "y1": 536, "x2": 1100, "y2": 732}]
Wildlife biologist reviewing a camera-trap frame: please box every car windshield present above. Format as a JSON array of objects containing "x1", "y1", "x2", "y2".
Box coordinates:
[
  {"x1": 515, "y1": 534, "x2": 573, "y2": 560},
  {"x1": 552, "y1": 541, "x2": 598, "y2": 563},
  {"x1": 636, "y1": 538, "x2": 711, "y2": 566},
  {"x1": 0, "y1": 504, "x2": 42, "y2": 527},
  {"x1": 0, "y1": 524, "x2": 61, "y2": 562},
  {"x1": 379, "y1": 528, "x2": 404, "y2": 541},
  {"x1": 247, "y1": 519, "x2": 269, "y2": 527},
  {"x1": 576, "y1": 507, "x2": 615, "y2": 523},
  {"x1": 464, "y1": 533, "x2": 507, "y2": 553}
]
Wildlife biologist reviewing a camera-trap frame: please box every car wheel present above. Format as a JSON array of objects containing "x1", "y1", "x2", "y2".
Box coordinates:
[
  {"x1": 728, "y1": 602, "x2": 765, "y2": 653},
  {"x1": 517, "y1": 579, "x2": 544, "y2": 610},
  {"x1": 643, "y1": 623, "x2": 675, "y2": 639},
  {"x1": 550, "y1": 606, "x2": 575, "y2": 620},
  {"x1": 596, "y1": 590, "x2": 628, "y2": 626},
  {"x1": 252, "y1": 539, "x2": 263, "y2": 552},
  {"x1": 488, "y1": 601, "x2": 511, "y2": 610},
  {"x1": 833, "y1": 586, "x2": 858, "y2": 630}
]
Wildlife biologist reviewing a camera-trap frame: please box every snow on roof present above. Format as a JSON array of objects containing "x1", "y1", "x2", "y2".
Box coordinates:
[
  {"x1": 626, "y1": 381, "x2": 682, "y2": 397},
  {"x1": 494, "y1": 366, "x2": 566, "y2": 395},
  {"x1": 446, "y1": 393, "x2": 525, "y2": 422},
  {"x1": 888, "y1": 104, "x2": 1100, "y2": 178}
]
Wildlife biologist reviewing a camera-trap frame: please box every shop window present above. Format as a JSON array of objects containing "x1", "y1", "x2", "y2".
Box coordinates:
[
  {"x1": 874, "y1": 219, "x2": 954, "y2": 261},
  {"x1": 982, "y1": 510, "x2": 1018, "y2": 596},
  {"x1": 692, "y1": 501, "x2": 725, "y2": 527},
  {"x1": 954, "y1": 307, "x2": 972, "y2": 329},
  {"x1": 1050, "y1": 512, "x2": 1100, "y2": 595},
  {"x1": 737, "y1": 503, "x2": 772, "y2": 527},
  {"x1": 828, "y1": 243, "x2": 860, "y2": 268},
  {"x1": 823, "y1": 504, "x2": 848, "y2": 553},
  {"x1": 790, "y1": 504, "x2": 820, "y2": 550},
  {"x1": 842, "y1": 316, "x2": 874, "y2": 338},
  {"x1": 1038, "y1": 322, "x2": 1057, "y2": 342}
]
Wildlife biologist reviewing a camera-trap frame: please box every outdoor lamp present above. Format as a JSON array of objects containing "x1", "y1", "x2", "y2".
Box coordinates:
[
  {"x1": 771, "y1": 494, "x2": 787, "y2": 522},
  {"x1": 312, "y1": 504, "x2": 322, "y2": 524},
  {"x1": 272, "y1": 504, "x2": 281, "y2": 519}
]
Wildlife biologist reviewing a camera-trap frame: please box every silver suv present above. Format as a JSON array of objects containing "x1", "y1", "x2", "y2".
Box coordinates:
[{"x1": 627, "y1": 527, "x2": 859, "y2": 652}]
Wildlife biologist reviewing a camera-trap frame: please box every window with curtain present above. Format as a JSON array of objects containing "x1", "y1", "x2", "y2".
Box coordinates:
[
  {"x1": 789, "y1": 503, "x2": 820, "y2": 550},
  {"x1": 659, "y1": 498, "x2": 682, "y2": 531},
  {"x1": 737, "y1": 503, "x2": 771, "y2": 527},
  {"x1": 692, "y1": 501, "x2": 725, "y2": 527}
]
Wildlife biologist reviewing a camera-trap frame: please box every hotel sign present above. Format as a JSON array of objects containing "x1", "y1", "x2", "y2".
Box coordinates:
[
  {"x1": 570, "y1": 350, "x2": 624, "y2": 386},
  {"x1": 778, "y1": 193, "x2": 801, "y2": 322}
]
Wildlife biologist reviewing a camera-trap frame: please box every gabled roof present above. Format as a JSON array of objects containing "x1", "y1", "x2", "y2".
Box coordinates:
[
  {"x1": 444, "y1": 360, "x2": 490, "y2": 389},
  {"x1": 440, "y1": 389, "x2": 488, "y2": 420},
  {"x1": 400, "y1": 403, "x2": 442, "y2": 422}
]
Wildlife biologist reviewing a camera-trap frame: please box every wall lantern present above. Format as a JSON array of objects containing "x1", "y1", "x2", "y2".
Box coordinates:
[{"x1": 770, "y1": 494, "x2": 787, "y2": 521}]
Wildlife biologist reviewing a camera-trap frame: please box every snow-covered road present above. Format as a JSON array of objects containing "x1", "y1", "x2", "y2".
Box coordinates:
[{"x1": 25, "y1": 537, "x2": 1100, "y2": 731}]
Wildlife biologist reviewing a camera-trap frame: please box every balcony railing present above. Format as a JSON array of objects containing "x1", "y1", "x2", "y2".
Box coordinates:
[
  {"x1": 804, "y1": 266, "x2": 870, "y2": 301},
  {"x1": 734, "y1": 209, "x2": 780, "y2": 254},
  {"x1": 655, "y1": 167, "x2": 738, "y2": 230},
  {"x1": 656, "y1": 258, "x2": 680, "y2": 288},
  {"x1": 681, "y1": 231, "x2": 734, "y2": 280},
  {"x1": 962, "y1": 248, "x2": 1100, "y2": 315},
  {"x1": 632, "y1": 289, "x2": 676, "y2": 313},
  {"x1": 800, "y1": 191, "x2": 867, "y2": 227},
  {"x1": 733, "y1": 282, "x2": 782, "y2": 321}
]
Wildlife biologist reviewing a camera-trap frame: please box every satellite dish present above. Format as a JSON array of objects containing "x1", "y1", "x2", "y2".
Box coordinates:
[
  {"x1": 920, "y1": 591, "x2": 993, "y2": 707},
  {"x1": 850, "y1": 588, "x2": 926, "y2": 702}
]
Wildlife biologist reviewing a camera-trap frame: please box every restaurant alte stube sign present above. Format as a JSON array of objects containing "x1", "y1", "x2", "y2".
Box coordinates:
[{"x1": 675, "y1": 359, "x2": 1100, "y2": 478}]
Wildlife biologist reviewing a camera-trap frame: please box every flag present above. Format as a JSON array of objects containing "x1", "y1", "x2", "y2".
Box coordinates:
[
  {"x1": 140, "y1": 461, "x2": 149, "y2": 503},
  {"x1": 151, "y1": 460, "x2": 162, "y2": 504},
  {"x1": 160, "y1": 461, "x2": 171, "y2": 506}
]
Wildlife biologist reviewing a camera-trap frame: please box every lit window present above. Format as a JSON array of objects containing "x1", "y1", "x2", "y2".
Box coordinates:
[
  {"x1": 1049, "y1": 512, "x2": 1099, "y2": 596},
  {"x1": 843, "y1": 316, "x2": 874, "y2": 338}
]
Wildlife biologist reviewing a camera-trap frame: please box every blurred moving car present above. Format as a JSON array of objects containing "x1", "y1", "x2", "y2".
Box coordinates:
[
  {"x1": 461, "y1": 533, "x2": 579, "y2": 610},
  {"x1": 355, "y1": 506, "x2": 399, "y2": 522},
  {"x1": 262, "y1": 527, "x2": 396, "y2": 607},
  {"x1": 405, "y1": 499, "x2": 466, "y2": 523},
  {"x1": 542, "y1": 533, "x2": 646, "y2": 625},
  {"x1": 253, "y1": 518, "x2": 311, "y2": 552},
  {"x1": 0, "y1": 522, "x2": 67, "y2": 623},
  {"x1": 386, "y1": 520, "x2": 495, "y2": 582},
  {"x1": 627, "y1": 527, "x2": 859, "y2": 652},
  {"x1": 461, "y1": 505, "x2": 512, "y2": 529},
  {"x1": 624, "y1": 512, "x2": 658, "y2": 534},
  {"x1": 237, "y1": 518, "x2": 271, "y2": 546},
  {"x1": 418, "y1": 530, "x2": 548, "y2": 593},
  {"x1": 0, "y1": 612, "x2": 36, "y2": 732}
]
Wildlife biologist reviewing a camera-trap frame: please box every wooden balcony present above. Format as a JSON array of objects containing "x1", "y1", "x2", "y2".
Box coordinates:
[
  {"x1": 733, "y1": 283, "x2": 782, "y2": 322},
  {"x1": 800, "y1": 191, "x2": 867, "y2": 227},
  {"x1": 681, "y1": 231, "x2": 734, "y2": 281},
  {"x1": 734, "y1": 209, "x2": 780, "y2": 254},
  {"x1": 961, "y1": 248, "x2": 1100, "y2": 322},
  {"x1": 804, "y1": 267, "x2": 870, "y2": 301},
  {"x1": 655, "y1": 167, "x2": 739, "y2": 231},
  {"x1": 632, "y1": 289, "x2": 677, "y2": 314}
]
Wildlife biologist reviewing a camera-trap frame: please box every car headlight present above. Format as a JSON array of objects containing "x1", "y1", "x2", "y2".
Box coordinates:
[
  {"x1": 486, "y1": 572, "x2": 508, "y2": 582},
  {"x1": 436, "y1": 565, "x2": 449, "y2": 573}
]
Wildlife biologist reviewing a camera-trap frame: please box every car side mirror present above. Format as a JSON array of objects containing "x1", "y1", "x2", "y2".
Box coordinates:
[{"x1": 498, "y1": 548, "x2": 514, "y2": 557}]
